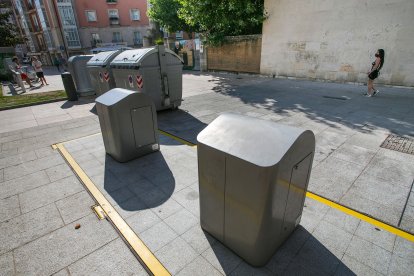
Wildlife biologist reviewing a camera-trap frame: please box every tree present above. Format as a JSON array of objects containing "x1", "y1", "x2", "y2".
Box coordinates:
[
  {"x1": 178, "y1": 0, "x2": 267, "y2": 45},
  {"x1": 0, "y1": 4, "x2": 24, "y2": 47},
  {"x1": 148, "y1": 0, "x2": 193, "y2": 34}
]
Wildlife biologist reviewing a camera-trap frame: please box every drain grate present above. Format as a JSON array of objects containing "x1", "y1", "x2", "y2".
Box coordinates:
[{"x1": 380, "y1": 134, "x2": 414, "y2": 155}]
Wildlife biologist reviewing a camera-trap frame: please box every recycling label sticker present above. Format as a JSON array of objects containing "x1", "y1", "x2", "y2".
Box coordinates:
[{"x1": 128, "y1": 75, "x2": 134, "y2": 88}]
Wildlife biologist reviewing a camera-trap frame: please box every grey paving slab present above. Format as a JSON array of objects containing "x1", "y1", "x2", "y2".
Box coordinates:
[
  {"x1": 0, "y1": 204, "x2": 63, "y2": 255},
  {"x1": 230, "y1": 261, "x2": 273, "y2": 276},
  {"x1": 354, "y1": 222, "x2": 396, "y2": 252},
  {"x1": 172, "y1": 185, "x2": 200, "y2": 217},
  {"x1": 312, "y1": 220, "x2": 353, "y2": 258},
  {"x1": 164, "y1": 208, "x2": 199, "y2": 235},
  {"x1": 55, "y1": 191, "x2": 95, "y2": 225},
  {"x1": 0, "y1": 252, "x2": 15, "y2": 276},
  {"x1": 345, "y1": 132, "x2": 389, "y2": 151},
  {"x1": 300, "y1": 197, "x2": 330, "y2": 233},
  {"x1": 155, "y1": 237, "x2": 198, "y2": 275},
  {"x1": 68, "y1": 238, "x2": 148, "y2": 276},
  {"x1": 1, "y1": 136, "x2": 38, "y2": 151},
  {"x1": 3, "y1": 154, "x2": 65, "y2": 181},
  {"x1": 345, "y1": 236, "x2": 392, "y2": 274},
  {"x1": 336, "y1": 254, "x2": 384, "y2": 276},
  {"x1": 330, "y1": 144, "x2": 377, "y2": 166},
  {"x1": 177, "y1": 255, "x2": 222, "y2": 276},
  {"x1": 0, "y1": 170, "x2": 50, "y2": 199},
  {"x1": 201, "y1": 241, "x2": 243, "y2": 275},
  {"x1": 35, "y1": 146, "x2": 57, "y2": 158},
  {"x1": 181, "y1": 224, "x2": 217, "y2": 255},
  {"x1": 112, "y1": 196, "x2": 148, "y2": 219},
  {"x1": 387, "y1": 254, "x2": 414, "y2": 276},
  {"x1": 52, "y1": 268, "x2": 70, "y2": 276},
  {"x1": 19, "y1": 175, "x2": 84, "y2": 214},
  {"x1": 125, "y1": 208, "x2": 161, "y2": 234},
  {"x1": 14, "y1": 214, "x2": 118, "y2": 275},
  {"x1": 0, "y1": 148, "x2": 18, "y2": 160},
  {"x1": 45, "y1": 163, "x2": 74, "y2": 182},
  {"x1": 393, "y1": 237, "x2": 414, "y2": 260},
  {"x1": 140, "y1": 221, "x2": 178, "y2": 252},
  {"x1": 323, "y1": 207, "x2": 360, "y2": 235},
  {"x1": 0, "y1": 195, "x2": 20, "y2": 223},
  {"x1": 0, "y1": 168, "x2": 3, "y2": 183}
]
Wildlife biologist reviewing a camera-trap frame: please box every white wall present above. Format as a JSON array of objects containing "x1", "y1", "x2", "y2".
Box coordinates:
[{"x1": 261, "y1": 0, "x2": 414, "y2": 86}]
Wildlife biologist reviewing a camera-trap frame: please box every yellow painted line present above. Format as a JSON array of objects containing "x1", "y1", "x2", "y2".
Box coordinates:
[
  {"x1": 158, "y1": 131, "x2": 414, "y2": 243},
  {"x1": 53, "y1": 143, "x2": 171, "y2": 276},
  {"x1": 158, "y1": 129, "x2": 197, "y2": 147},
  {"x1": 306, "y1": 191, "x2": 414, "y2": 243}
]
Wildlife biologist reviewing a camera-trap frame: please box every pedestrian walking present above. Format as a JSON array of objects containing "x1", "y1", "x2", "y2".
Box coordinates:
[
  {"x1": 53, "y1": 57, "x2": 61, "y2": 72},
  {"x1": 365, "y1": 49, "x2": 385, "y2": 97},
  {"x1": 31, "y1": 56, "x2": 49, "y2": 86},
  {"x1": 11, "y1": 57, "x2": 35, "y2": 88}
]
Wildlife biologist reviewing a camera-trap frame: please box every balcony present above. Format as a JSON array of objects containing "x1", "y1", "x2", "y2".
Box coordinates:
[
  {"x1": 109, "y1": 16, "x2": 119, "y2": 25},
  {"x1": 106, "y1": 0, "x2": 117, "y2": 4},
  {"x1": 90, "y1": 39, "x2": 102, "y2": 47}
]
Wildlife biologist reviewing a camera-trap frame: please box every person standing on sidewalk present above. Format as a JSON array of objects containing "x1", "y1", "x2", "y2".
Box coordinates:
[
  {"x1": 11, "y1": 57, "x2": 35, "y2": 88},
  {"x1": 365, "y1": 49, "x2": 385, "y2": 97},
  {"x1": 53, "y1": 57, "x2": 61, "y2": 72},
  {"x1": 31, "y1": 56, "x2": 49, "y2": 86}
]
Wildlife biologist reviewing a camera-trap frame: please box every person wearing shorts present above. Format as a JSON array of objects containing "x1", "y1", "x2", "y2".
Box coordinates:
[
  {"x1": 365, "y1": 49, "x2": 385, "y2": 97},
  {"x1": 32, "y1": 56, "x2": 49, "y2": 86},
  {"x1": 11, "y1": 57, "x2": 35, "y2": 88}
]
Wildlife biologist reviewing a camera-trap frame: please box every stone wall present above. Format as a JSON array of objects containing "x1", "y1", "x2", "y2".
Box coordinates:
[
  {"x1": 207, "y1": 35, "x2": 261, "y2": 73},
  {"x1": 261, "y1": 0, "x2": 414, "y2": 87}
]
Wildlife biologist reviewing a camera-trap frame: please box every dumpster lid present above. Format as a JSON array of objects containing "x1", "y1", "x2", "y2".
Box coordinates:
[
  {"x1": 95, "y1": 88, "x2": 135, "y2": 106},
  {"x1": 110, "y1": 48, "x2": 156, "y2": 66},
  {"x1": 86, "y1": 50, "x2": 121, "y2": 66},
  {"x1": 197, "y1": 113, "x2": 312, "y2": 167},
  {"x1": 68, "y1": 55, "x2": 94, "y2": 62}
]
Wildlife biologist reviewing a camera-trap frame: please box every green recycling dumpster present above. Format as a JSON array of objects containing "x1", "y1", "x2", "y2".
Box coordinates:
[
  {"x1": 197, "y1": 113, "x2": 315, "y2": 266},
  {"x1": 110, "y1": 45, "x2": 183, "y2": 111}
]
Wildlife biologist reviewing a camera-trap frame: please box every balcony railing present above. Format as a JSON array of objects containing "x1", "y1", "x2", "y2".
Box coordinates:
[{"x1": 109, "y1": 16, "x2": 119, "y2": 25}]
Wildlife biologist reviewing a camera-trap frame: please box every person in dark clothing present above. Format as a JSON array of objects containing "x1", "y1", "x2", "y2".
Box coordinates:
[
  {"x1": 53, "y1": 57, "x2": 61, "y2": 72},
  {"x1": 365, "y1": 49, "x2": 385, "y2": 97}
]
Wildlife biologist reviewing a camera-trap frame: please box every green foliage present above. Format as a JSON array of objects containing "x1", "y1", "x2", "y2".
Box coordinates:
[
  {"x1": 178, "y1": 0, "x2": 267, "y2": 45},
  {"x1": 148, "y1": 0, "x2": 193, "y2": 34},
  {"x1": 155, "y1": 37, "x2": 164, "y2": 45},
  {"x1": 0, "y1": 4, "x2": 24, "y2": 47}
]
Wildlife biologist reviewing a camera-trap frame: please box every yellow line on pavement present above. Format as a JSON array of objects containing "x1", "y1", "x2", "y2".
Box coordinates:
[
  {"x1": 53, "y1": 143, "x2": 171, "y2": 276},
  {"x1": 306, "y1": 192, "x2": 414, "y2": 243},
  {"x1": 158, "y1": 129, "x2": 197, "y2": 147}
]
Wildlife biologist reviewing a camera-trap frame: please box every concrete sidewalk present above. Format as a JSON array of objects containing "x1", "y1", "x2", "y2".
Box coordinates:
[{"x1": 0, "y1": 72, "x2": 413, "y2": 275}]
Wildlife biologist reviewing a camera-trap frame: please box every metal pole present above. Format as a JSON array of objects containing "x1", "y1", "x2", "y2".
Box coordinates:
[{"x1": 51, "y1": 0, "x2": 69, "y2": 59}]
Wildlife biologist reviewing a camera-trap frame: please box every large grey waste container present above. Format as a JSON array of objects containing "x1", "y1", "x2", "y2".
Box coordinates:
[
  {"x1": 110, "y1": 45, "x2": 183, "y2": 111},
  {"x1": 86, "y1": 50, "x2": 121, "y2": 96},
  {"x1": 95, "y1": 88, "x2": 159, "y2": 163},
  {"x1": 61, "y1": 72, "x2": 78, "y2": 101},
  {"x1": 197, "y1": 113, "x2": 315, "y2": 266},
  {"x1": 68, "y1": 55, "x2": 95, "y2": 96}
]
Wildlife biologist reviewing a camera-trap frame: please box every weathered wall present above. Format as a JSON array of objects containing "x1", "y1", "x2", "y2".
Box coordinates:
[
  {"x1": 208, "y1": 35, "x2": 261, "y2": 73},
  {"x1": 261, "y1": 0, "x2": 414, "y2": 86}
]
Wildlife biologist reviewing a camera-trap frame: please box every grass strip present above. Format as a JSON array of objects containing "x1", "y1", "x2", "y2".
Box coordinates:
[{"x1": 0, "y1": 87, "x2": 67, "y2": 109}]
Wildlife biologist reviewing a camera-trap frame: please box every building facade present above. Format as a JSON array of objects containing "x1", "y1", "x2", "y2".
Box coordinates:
[
  {"x1": 73, "y1": 0, "x2": 151, "y2": 51},
  {"x1": 261, "y1": 0, "x2": 414, "y2": 87}
]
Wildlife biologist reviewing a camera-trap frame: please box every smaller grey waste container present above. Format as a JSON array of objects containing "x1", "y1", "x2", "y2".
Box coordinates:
[
  {"x1": 110, "y1": 45, "x2": 183, "y2": 111},
  {"x1": 68, "y1": 55, "x2": 95, "y2": 96},
  {"x1": 61, "y1": 72, "x2": 78, "y2": 101},
  {"x1": 95, "y1": 88, "x2": 159, "y2": 163},
  {"x1": 86, "y1": 50, "x2": 122, "y2": 96},
  {"x1": 197, "y1": 113, "x2": 315, "y2": 266}
]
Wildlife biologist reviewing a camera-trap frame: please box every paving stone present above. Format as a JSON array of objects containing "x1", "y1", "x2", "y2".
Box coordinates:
[
  {"x1": 309, "y1": 157, "x2": 363, "y2": 201},
  {"x1": 0, "y1": 168, "x2": 3, "y2": 183},
  {"x1": 126, "y1": 208, "x2": 161, "y2": 234},
  {"x1": 0, "y1": 171, "x2": 50, "y2": 199},
  {"x1": 0, "y1": 150, "x2": 37, "y2": 170},
  {"x1": 393, "y1": 237, "x2": 414, "y2": 259},
  {"x1": 68, "y1": 238, "x2": 147, "y2": 276},
  {"x1": 202, "y1": 241, "x2": 243, "y2": 275},
  {"x1": 35, "y1": 146, "x2": 57, "y2": 158},
  {"x1": 0, "y1": 204, "x2": 63, "y2": 255},
  {"x1": 45, "y1": 163, "x2": 74, "y2": 182},
  {"x1": 140, "y1": 221, "x2": 178, "y2": 252},
  {"x1": 0, "y1": 148, "x2": 18, "y2": 160},
  {"x1": 1, "y1": 137, "x2": 38, "y2": 151},
  {"x1": 335, "y1": 254, "x2": 384, "y2": 276},
  {"x1": 156, "y1": 237, "x2": 198, "y2": 275},
  {"x1": 172, "y1": 186, "x2": 200, "y2": 217},
  {"x1": 19, "y1": 176, "x2": 84, "y2": 214},
  {"x1": 52, "y1": 268, "x2": 70, "y2": 276},
  {"x1": 397, "y1": 214, "x2": 414, "y2": 234},
  {"x1": 330, "y1": 144, "x2": 377, "y2": 166},
  {"x1": 164, "y1": 208, "x2": 199, "y2": 236},
  {"x1": 0, "y1": 133, "x2": 22, "y2": 144},
  {"x1": 0, "y1": 195, "x2": 20, "y2": 223},
  {"x1": 323, "y1": 207, "x2": 360, "y2": 235},
  {"x1": 177, "y1": 255, "x2": 222, "y2": 276},
  {"x1": 150, "y1": 196, "x2": 183, "y2": 220},
  {"x1": 354, "y1": 221, "x2": 396, "y2": 252},
  {"x1": 387, "y1": 253, "x2": 414, "y2": 276},
  {"x1": 0, "y1": 251, "x2": 15, "y2": 276},
  {"x1": 104, "y1": 186, "x2": 135, "y2": 207},
  {"x1": 14, "y1": 214, "x2": 117, "y2": 275},
  {"x1": 3, "y1": 154, "x2": 65, "y2": 181},
  {"x1": 345, "y1": 132, "x2": 388, "y2": 151},
  {"x1": 313, "y1": 220, "x2": 353, "y2": 258},
  {"x1": 112, "y1": 196, "x2": 148, "y2": 219},
  {"x1": 55, "y1": 191, "x2": 95, "y2": 225},
  {"x1": 345, "y1": 236, "x2": 392, "y2": 274},
  {"x1": 299, "y1": 197, "x2": 330, "y2": 233},
  {"x1": 181, "y1": 224, "x2": 217, "y2": 254},
  {"x1": 407, "y1": 192, "x2": 414, "y2": 207},
  {"x1": 230, "y1": 261, "x2": 274, "y2": 276}
]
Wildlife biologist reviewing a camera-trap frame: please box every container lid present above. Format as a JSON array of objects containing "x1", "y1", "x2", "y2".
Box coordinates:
[
  {"x1": 110, "y1": 47, "x2": 156, "y2": 66},
  {"x1": 68, "y1": 55, "x2": 94, "y2": 63},
  {"x1": 95, "y1": 88, "x2": 134, "y2": 106},
  {"x1": 197, "y1": 113, "x2": 313, "y2": 167},
  {"x1": 86, "y1": 50, "x2": 121, "y2": 66}
]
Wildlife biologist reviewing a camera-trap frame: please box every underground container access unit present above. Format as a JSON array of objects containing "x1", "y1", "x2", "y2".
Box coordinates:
[
  {"x1": 68, "y1": 55, "x2": 95, "y2": 96},
  {"x1": 110, "y1": 45, "x2": 183, "y2": 111},
  {"x1": 86, "y1": 50, "x2": 122, "y2": 96},
  {"x1": 95, "y1": 88, "x2": 160, "y2": 163},
  {"x1": 197, "y1": 113, "x2": 315, "y2": 266}
]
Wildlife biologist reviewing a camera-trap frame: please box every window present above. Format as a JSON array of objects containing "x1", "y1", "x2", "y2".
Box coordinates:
[
  {"x1": 86, "y1": 10, "x2": 97, "y2": 22},
  {"x1": 65, "y1": 27, "x2": 81, "y2": 47},
  {"x1": 108, "y1": 9, "x2": 118, "y2": 19},
  {"x1": 106, "y1": 0, "x2": 117, "y2": 3},
  {"x1": 91, "y1": 33, "x2": 100, "y2": 40},
  {"x1": 133, "y1": 31, "x2": 142, "y2": 45},
  {"x1": 112, "y1": 32, "x2": 122, "y2": 43},
  {"x1": 130, "y1": 9, "x2": 140, "y2": 21}
]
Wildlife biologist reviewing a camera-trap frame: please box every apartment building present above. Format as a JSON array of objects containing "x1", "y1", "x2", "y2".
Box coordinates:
[{"x1": 74, "y1": 0, "x2": 151, "y2": 50}]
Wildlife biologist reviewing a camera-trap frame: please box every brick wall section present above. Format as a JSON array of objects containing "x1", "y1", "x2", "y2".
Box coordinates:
[{"x1": 207, "y1": 35, "x2": 261, "y2": 74}]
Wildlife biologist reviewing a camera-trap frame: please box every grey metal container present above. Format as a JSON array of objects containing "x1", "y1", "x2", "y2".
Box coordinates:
[
  {"x1": 68, "y1": 55, "x2": 95, "y2": 96},
  {"x1": 86, "y1": 50, "x2": 122, "y2": 96},
  {"x1": 110, "y1": 45, "x2": 183, "y2": 111},
  {"x1": 61, "y1": 72, "x2": 78, "y2": 101},
  {"x1": 197, "y1": 113, "x2": 315, "y2": 266},
  {"x1": 95, "y1": 88, "x2": 159, "y2": 163}
]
